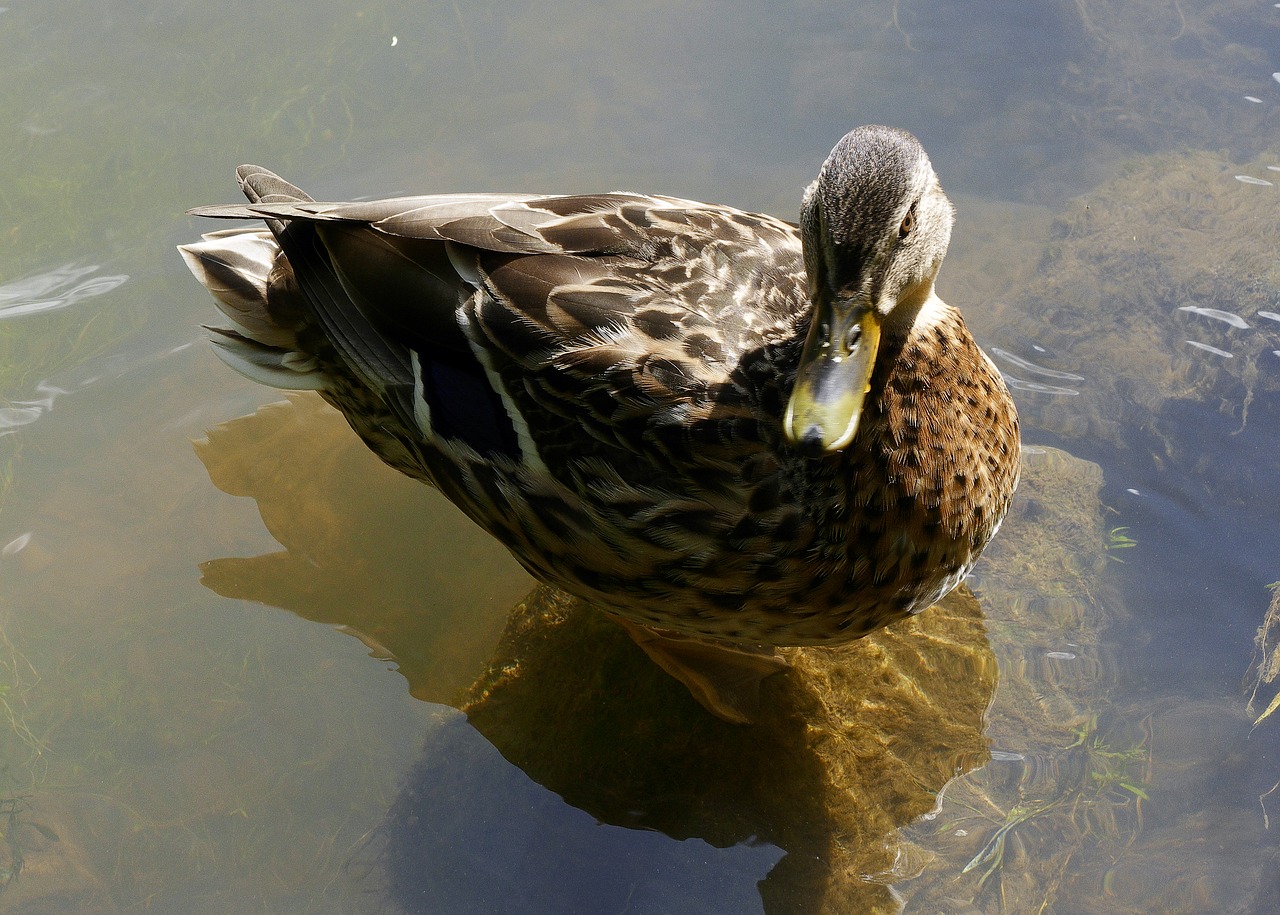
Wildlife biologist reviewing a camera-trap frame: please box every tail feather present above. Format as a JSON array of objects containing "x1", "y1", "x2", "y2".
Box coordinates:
[
  {"x1": 179, "y1": 224, "x2": 327, "y2": 391},
  {"x1": 236, "y1": 164, "x2": 313, "y2": 206},
  {"x1": 178, "y1": 229, "x2": 288, "y2": 343},
  {"x1": 236, "y1": 164, "x2": 313, "y2": 239},
  {"x1": 204, "y1": 325, "x2": 326, "y2": 391}
]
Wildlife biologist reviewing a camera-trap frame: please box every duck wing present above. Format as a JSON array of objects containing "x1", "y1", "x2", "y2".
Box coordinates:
[{"x1": 190, "y1": 171, "x2": 807, "y2": 478}]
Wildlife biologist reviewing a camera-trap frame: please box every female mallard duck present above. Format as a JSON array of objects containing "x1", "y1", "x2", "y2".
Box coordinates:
[{"x1": 181, "y1": 125, "x2": 1019, "y2": 722}]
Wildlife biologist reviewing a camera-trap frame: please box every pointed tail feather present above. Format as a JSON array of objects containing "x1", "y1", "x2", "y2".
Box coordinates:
[
  {"x1": 178, "y1": 226, "x2": 327, "y2": 391},
  {"x1": 234, "y1": 164, "x2": 313, "y2": 239},
  {"x1": 236, "y1": 164, "x2": 313, "y2": 206}
]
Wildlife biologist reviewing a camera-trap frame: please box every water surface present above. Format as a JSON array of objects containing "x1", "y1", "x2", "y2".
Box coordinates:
[{"x1": 2, "y1": 0, "x2": 1279, "y2": 911}]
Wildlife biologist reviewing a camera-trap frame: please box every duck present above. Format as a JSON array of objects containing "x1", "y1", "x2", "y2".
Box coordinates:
[{"x1": 180, "y1": 125, "x2": 1020, "y2": 722}]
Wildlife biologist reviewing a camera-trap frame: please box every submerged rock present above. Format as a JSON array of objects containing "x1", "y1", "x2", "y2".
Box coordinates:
[{"x1": 988, "y1": 145, "x2": 1280, "y2": 448}]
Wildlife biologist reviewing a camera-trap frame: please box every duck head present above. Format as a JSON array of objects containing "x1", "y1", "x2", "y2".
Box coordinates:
[{"x1": 783, "y1": 125, "x2": 954, "y2": 454}]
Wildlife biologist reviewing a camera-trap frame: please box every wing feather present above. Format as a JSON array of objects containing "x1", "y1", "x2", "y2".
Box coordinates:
[{"x1": 191, "y1": 170, "x2": 807, "y2": 472}]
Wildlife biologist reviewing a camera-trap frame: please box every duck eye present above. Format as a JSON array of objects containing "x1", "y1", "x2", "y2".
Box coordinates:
[{"x1": 898, "y1": 210, "x2": 915, "y2": 238}]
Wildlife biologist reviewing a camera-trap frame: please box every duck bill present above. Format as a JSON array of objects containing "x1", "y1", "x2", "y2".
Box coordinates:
[{"x1": 783, "y1": 300, "x2": 882, "y2": 453}]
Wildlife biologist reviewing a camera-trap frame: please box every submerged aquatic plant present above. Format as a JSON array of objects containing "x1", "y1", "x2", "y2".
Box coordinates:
[
  {"x1": 0, "y1": 793, "x2": 29, "y2": 888},
  {"x1": 0, "y1": 627, "x2": 45, "y2": 771},
  {"x1": 1105, "y1": 527, "x2": 1138, "y2": 562},
  {"x1": 0, "y1": 624, "x2": 48, "y2": 895},
  {"x1": 0, "y1": 790, "x2": 59, "y2": 891},
  {"x1": 1065, "y1": 716, "x2": 1151, "y2": 802},
  {"x1": 959, "y1": 798, "x2": 1058, "y2": 888},
  {"x1": 942, "y1": 714, "x2": 1152, "y2": 906},
  {"x1": 1247, "y1": 583, "x2": 1280, "y2": 729}
]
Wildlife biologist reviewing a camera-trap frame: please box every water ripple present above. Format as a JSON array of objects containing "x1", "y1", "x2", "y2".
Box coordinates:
[
  {"x1": 991, "y1": 346, "x2": 1084, "y2": 395},
  {"x1": 0, "y1": 263, "x2": 128, "y2": 320},
  {"x1": 0, "y1": 405, "x2": 43, "y2": 431},
  {"x1": 988, "y1": 749, "x2": 1026, "y2": 762},
  {"x1": 1177, "y1": 306, "x2": 1250, "y2": 328},
  {"x1": 1184, "y1": 340, "x2": 1234, "y2": 358},
  {"x1": 2, "y1": 533, "x2": 32, "y2": 558},
  {"x1": 0, "y1": 380, "x2": 67, "y2": 435},
  {"x1": 1003, "y1": 377, "x2": 1081, "y2": 395},
  {"x1": 990, "y1": 347, "x2": 1085, "y2": 381}
]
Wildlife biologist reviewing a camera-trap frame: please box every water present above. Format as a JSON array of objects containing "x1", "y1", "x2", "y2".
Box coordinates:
[{"x1": 2, "y1": 0, "x2": 1278, "y2": 911}]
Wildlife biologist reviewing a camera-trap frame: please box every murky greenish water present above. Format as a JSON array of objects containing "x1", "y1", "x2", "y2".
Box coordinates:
[{"x1": 2, "y1": 0, "x2": 1279, "y2": 911}]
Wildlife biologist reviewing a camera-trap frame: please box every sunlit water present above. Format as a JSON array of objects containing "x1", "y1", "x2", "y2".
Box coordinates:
[{"x1": 2, "y1": 1, "x2": 1279, "y2": 911}]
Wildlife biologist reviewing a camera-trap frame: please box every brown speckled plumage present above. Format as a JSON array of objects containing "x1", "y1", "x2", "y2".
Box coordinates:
[{"x1": 181, "y1": 126, "x2": 1019, "y2": 702}]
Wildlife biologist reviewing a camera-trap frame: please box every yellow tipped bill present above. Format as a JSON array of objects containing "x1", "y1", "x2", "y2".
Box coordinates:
[{"x1": 783, "y1": 304, "x2": 881, "y2": 453}]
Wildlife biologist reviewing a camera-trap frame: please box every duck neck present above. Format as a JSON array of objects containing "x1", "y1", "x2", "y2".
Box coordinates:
[{"x1": 881, "y1": 280, "x2": 939, "y2": 341}]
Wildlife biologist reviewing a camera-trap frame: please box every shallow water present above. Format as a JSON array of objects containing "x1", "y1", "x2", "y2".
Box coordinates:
[{"x1": 2, "y1": 0, "x2": 1279, "y2": 911}]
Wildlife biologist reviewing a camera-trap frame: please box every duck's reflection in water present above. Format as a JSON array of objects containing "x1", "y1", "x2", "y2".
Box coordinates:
[
  {"x1": 196, "y1": 394, "x2": 533, "y2": 704},
  {"x1": 196, "y1": 394, "x2": 997, "y2": 913}
]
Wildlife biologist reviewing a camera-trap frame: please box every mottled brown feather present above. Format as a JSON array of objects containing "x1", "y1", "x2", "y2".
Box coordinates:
[{"x1": 181, "y1": 129, "x2": 1020, "y2": 653}]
